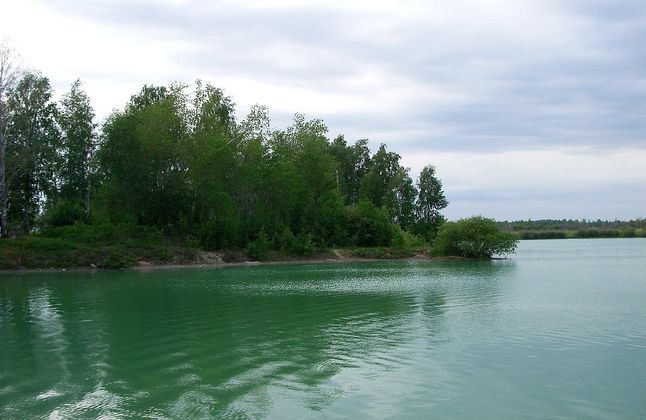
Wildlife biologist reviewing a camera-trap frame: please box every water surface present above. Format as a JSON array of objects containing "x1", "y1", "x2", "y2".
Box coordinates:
[{"x1": 1, "y1": 239, "x2": 645, "y2": 418}]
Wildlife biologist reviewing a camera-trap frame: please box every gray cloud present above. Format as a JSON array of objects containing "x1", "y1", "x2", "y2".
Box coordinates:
[
  {"x1": 446, "y1": 182, "x2": 646, "y2": 221},
  {"x1": 40, "y1": 0, "x2": 646, "y2": 153},
  {"x1": 7, "y1": 0, "x2": 646, "y2": 219}
]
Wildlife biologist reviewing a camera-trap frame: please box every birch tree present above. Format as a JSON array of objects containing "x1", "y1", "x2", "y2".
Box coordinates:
[
  {"x1": 0, "y1": 44, "x2": 19, "y2": 237},
  {"x1": 58, "y1": 79, "x2": 95, "y2": 214},
  {"x1": 5, "y1": 72, "x2": 58, "y2": 232}
]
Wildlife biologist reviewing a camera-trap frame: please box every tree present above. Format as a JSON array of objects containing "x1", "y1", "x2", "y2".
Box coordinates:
[
  {"x1": 360, "y1": 144, "x2": 400, "y2": 208},
  {"x1": 0, "y1": 43, "x2": 20, "y2": 237},
  {"x1": 359, "y1": 144, "x2": 417, "y2": 230},
  {"x1": 329, "y1": 136, "x2": 371, "y2": 205},
  {"x1": 346, "y1": 199, "x2": 394, "y2": 246},
  {"x1": 432, "y1": 216, "x2": 518, "y2": 258},
  {"x1": 415, "y1": 164, "x2": 448, "y2": 240},
  {"x1": 185, "y1": 81, "x2": 240, "y2": 247},
  {"x1": 239, "y1": 104, "x2": 270, "y2": 142},
  {"x1": 98, "y1": 84, "x2": 191, "y2": 227},
  {"x1": 385, "y1": 167, "x2": 417, "y2": 231},
  {"x1": 233, "y1": 105, "x2": 271, "y2": 243},
  {"x1": 5, "y1": 72, "x2": 59, "y2": 232},
  {"x1": 57, "y1": 79, "x2": 96, "y2": 216},
  {"x1": 265, "y1": 114, "x2": 344, "y2": 245}
]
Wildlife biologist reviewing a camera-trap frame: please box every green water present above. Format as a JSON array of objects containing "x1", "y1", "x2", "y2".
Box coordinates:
[{"x1": 1, "y1": 239, "x2": 645, "y2": 419}]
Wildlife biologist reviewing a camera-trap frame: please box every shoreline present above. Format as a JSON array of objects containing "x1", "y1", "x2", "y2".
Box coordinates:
[{"x1": 0, "y1": 252, "x2": 499, "y2": 274}]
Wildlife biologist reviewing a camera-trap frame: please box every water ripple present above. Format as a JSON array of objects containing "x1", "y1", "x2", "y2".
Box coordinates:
[{"x1": 1, "y1": 244, "x2": 645, "y2": 418}]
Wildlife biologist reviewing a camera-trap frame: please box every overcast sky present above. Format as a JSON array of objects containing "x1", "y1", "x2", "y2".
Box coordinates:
[{"x1": 3, "y1": 0, "x2": 646, "y2": 220}]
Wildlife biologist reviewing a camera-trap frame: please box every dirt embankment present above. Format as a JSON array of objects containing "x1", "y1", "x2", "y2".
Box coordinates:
[{"x1": 0, "y1": 248, "x2": 437, "y2": 273}]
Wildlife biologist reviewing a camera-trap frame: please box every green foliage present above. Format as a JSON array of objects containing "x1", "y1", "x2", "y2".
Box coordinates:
[
  {"x1": 5, "y1": 72, "x2": 59, "y2": 232},
  {"x1": 57, "y1": 79, "x2": 95, "y2": 212},
  {"x1": 360, "y1": 144, "x2": 399, "y2": 208},
  {"x1": 0, "y1": 223, "x2": 198, "y2": 269},
  {"x1": 292, "y1": 232, "x2": 316, "y2": 257},
  {"x1": 98, "y1": 84, "x2": 192, "y2": 227},
  {"x1": 271, "y1": 227, "x2": 315, "y2": 257},
  {"x1": 385, "y1": 167, "x2": 417, "y2": 231},
  {"x1": 500, "y1": 219, "x2": 646, "y2": 240},
  {"x1": 414, "y1": 214, "x2": 446, "y2": 242},
  {"x1": 574, "y1": 229, "x2": 636, "y2": 238},
  {"x1": 246, "y1": 228, "x2": 270, "y2": 261},
  {"x1": 415, "y1": 165, "x2": 448, "y2": 241},
  {"x1": 1, "y1": 43, "x2": 21, "y2": 239},
  {"x1": 197, "y1": 215, "x2": 240, "y2": 251},
  {"x1": 41, "y1": 199, "x2": 89, "y2": 228},
  {"x1": 1, "y1": 77, "x2": 459, "y2": 267},
  {"x1": 433, "y1": 216, "x2": 518, "y2": 258},
  {"x1": 349, "y1": 247, "x2": 415, "y2": 259},
  {"x1": 516, "y1": 230, "x2": 567, "y2": 239},
  {"x1": 329, "y1": 136, "x2": 371, "y2": 205},
  {"x1": 346, "y1": 200, "x2": 395, "y2": 247},
  {"x1": 391, "y1": 225, "x2": 426, "y2": 249},
  {"x1": 273, "y1": 226, "x2": 296, "y2": 254},
  {"x1": 39, "y1": 222, "x2": 164, "y2": 245},
  {"x1": 499, "y1": 218, "x2": 646, "y2": 231}
]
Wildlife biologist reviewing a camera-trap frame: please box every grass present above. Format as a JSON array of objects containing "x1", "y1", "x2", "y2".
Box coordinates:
[
  {"x1": 346, "y1": 246, "x2": 419, "y2": 259},
  {"x1": 0, "y1": 223, "x2": 433, "y2": 270},
  {"x1": 0, "y1": 223, "x2": 200, "y2": 269}
]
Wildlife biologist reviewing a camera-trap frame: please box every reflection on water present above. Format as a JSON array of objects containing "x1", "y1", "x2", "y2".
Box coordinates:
[{"x1": 2, "y1": 240, "x2": 646, "y2": 418}]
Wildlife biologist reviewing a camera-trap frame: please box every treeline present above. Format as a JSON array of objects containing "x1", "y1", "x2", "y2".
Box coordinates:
[
  {"x1": 498, "y1": 219, "x2": 646, "y2": 231},
  {"x1": 498, "y1": 219, "x2": 646, "y2": 240},
  {"x1": 0, "y1": 70, "x2": 449, "y2": 255}
]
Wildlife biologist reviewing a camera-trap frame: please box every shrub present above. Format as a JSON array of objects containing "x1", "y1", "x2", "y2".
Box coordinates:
[
  {"x1": 271, "y1": 227, "x2": 316, "y2": 257},
  {"x1": 350, "y1": 247, "x2": 415, "y2": 259},
  {"x1": 197, "y1": 218, "x2": 240, "y2": 250},
  {"x1": 245, "y1": 228, "x2": 270, "y2": 260},
  {"x1": 391, "y1": 225, "x2": 426, "y2": 248},
  {"x1": 292, "y1": 232, "x2": 315, "y2": 257},
  {"x1": 346, "y1": 200, "x2": 395, "y2": 247},
  {"x1": 273, "y1": 226, "x2": 296, "y2": 255},
  {"x1": 413, "y1": 214, "x2": 445, "y2": 243},
  {"x1": 432, "y1": 216, "x2": 518, "y2": 258},
  {"x1": 40, "y1": 200, "x2": 88, "y2": 228}
]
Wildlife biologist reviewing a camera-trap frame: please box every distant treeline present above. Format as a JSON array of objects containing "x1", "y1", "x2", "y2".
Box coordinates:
[
  {"x1": 498, "y1": 219, "x2": 646, "y2": 239},
  {"x1": 0, "y1": 70, "x2": 449, "y2": 255}
]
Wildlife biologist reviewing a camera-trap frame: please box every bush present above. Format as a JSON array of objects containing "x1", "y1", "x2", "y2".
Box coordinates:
[
  {"x1": 39, "y1": 222, "x2": 164, "y2": 245},
  {"x1": 197, "y1": 217, "x2": 240, "y2": 250},
  {"x1": 413, "y1": 214, "x2": 445, "y2": 243},
  {"x1": 40, "y1": 200, "x2": 89, "y2": 228},
  {"x1": 432, "y1": 216, "x2": 518, "y2": 258},
  {"x1": 349, "y1": 247, "x2": 415, "y2": 259},
  {"x1": 272, "y1": 227, "x2": 316, "y2": 257},
  {"x1": 245, "y1": 228, "x2": 270, "y2": 260},
  {"x1": 292, "y1": 232, "x2": 315, "y2": 257},
  {"x1": 346, "y1": 200, "x2": 395, "y2": 247},
  {"x1": 391, "y1": 225, "x2": 426, "y2": 248}
]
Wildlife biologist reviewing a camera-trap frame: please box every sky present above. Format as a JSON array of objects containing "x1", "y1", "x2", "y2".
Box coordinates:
[{"x1": 2, "y1": 0, "x2": 646, "y2": 221}]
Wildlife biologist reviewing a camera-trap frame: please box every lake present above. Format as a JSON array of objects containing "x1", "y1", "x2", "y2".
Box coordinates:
[{"x1": 1, "y1": 239, "x2": 645, "y2": 418}]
